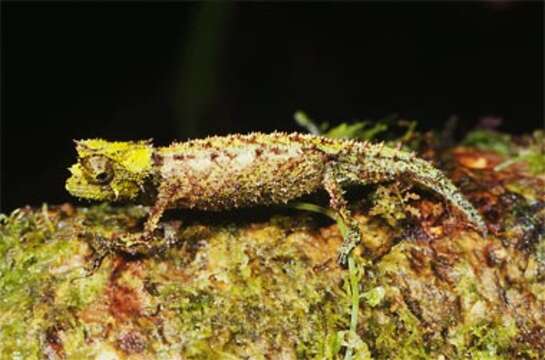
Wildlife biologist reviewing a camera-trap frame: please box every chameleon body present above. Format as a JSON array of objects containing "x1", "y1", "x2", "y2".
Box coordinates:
[{"x1": 66, "y1": 132, "x2": 487, "y2": 264}]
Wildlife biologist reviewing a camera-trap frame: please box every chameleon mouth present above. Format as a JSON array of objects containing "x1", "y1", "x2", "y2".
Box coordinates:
[
  {"x1": 66, "y1": 177, "x2": 113, "y2": 200},
  {"x1": 66, "y1": 165, "x2": 114, "y2": 201},
  {"x1": 66, "y1": 182, "x2": 109, "y2": 200}
]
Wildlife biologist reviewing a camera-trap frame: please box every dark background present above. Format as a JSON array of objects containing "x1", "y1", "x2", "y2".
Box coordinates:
[{"x1": 1, "y1": 2, "x2": 543, "y2": 212}]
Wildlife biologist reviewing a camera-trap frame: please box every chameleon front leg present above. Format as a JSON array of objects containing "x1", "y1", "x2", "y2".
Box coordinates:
[
  {"x1": 142, "y1": 187, "x2": 172, "y2": 236},
  {"x1": 323, "y1": 167, "x2": 362, "y2": 266},
  {"x1": 113, "y1": 184, "x2": 174, "y2": 255}
]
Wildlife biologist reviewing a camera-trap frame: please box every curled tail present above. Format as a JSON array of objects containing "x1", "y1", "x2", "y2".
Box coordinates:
[
  {"x1": 406, "y1": 157, "x2": 487, "y2": 235},
  {"x1": 351, "y1": 144, "x2": 488, "y2": 235}
]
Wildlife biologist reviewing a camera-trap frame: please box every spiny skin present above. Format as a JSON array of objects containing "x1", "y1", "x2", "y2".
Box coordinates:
[{"x1": 66, "y1": 132, "x2": 487, "y2": 264}]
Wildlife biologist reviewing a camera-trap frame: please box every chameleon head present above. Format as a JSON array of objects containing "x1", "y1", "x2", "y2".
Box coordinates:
[{"x1": 66, "y1": 139, "x2": 153, "y2": 201}]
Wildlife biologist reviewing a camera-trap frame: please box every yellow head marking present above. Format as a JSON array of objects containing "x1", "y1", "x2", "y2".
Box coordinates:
[{"x1": 66, "y1": 139, "x2": 153, "y2": 201}]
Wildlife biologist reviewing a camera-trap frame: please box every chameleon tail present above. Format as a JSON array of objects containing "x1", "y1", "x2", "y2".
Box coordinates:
[
  {"x1": 352, "y1": 143, "x2": 487, "y2": 235},
  {"x1": 395, "y1": 156, "x2": 487, "y2": 235}
]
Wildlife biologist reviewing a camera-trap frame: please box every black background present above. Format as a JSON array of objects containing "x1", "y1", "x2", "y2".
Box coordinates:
[{"x1": 2, "y1": 2, "x2": 543, "y2": 211}]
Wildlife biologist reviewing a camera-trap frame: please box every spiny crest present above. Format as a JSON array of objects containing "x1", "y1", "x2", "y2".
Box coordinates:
[{"x1": 75, "y1": 139, "x2": 153, "y2": 175}]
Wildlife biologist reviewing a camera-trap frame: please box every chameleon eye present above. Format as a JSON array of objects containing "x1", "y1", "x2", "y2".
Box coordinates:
[
  {"x1": 95, "y1": 171, "x2": 112, "y2": 184},
  {"x1": 81, "y1": 155, "x2": 114, "y2": 185}
]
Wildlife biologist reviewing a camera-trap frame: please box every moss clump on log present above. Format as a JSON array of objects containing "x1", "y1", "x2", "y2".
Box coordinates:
[{"x1": 1, "y1": 127, "x2": 544, "y2": 359}]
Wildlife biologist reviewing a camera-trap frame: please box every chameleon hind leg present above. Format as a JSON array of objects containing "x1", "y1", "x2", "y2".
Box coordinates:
[{"x1": 323, "y1": 167, "x2": 362, "y2": 266}]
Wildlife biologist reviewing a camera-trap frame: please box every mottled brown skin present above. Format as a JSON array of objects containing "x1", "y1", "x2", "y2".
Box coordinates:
[{"x1": 67, "y1": 132, "x2": 487, "y2": 264}]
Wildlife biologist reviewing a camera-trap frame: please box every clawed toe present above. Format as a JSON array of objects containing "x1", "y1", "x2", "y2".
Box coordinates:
[{"x1": 336, "y1": 250, "x2": 349, "y2": 267}]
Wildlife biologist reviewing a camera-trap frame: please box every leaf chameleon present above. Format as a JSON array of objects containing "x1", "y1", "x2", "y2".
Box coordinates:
[{"x1": 66, "y1": 132, "x2": 487, "y2": 264}]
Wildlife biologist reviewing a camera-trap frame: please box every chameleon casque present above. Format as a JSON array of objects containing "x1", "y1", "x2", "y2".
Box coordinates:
[{"x1": 66, "y1": 132, "x2": 487, "y2": 264}]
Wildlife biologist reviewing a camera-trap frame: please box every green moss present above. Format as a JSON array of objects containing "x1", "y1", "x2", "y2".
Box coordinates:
[
  {"x1": 7, "y1": 201, "x2": 540, "y2": 358},
  {"x1": 369, "y1": 184, "x2": 420, "y2": 228},
  {"x1": 0, "y1": 208, "x2": 80, "y2": 358},
  {"x1": 61, "y1": 326, "x2": 98, "y2": 360},
  {"x1": 126, "y1": 219, "x2": 351, "y2": 359},
  {"x1": 448, "y1": 319, "x2": 518, "y2": 359},
  {"x1": 54, "y1": 261, "x2": 110, "y2": 310},
  {"x1": 362, "y1": 286, "x2": 385, "y2": 308},
  {"x1": 371, "y1": 306, "x2": 428, "y2": 360}
]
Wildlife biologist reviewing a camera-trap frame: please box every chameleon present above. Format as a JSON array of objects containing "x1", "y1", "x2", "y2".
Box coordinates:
[{"x1": 66, "y1": 132, "x2": 487, "y2": 264}]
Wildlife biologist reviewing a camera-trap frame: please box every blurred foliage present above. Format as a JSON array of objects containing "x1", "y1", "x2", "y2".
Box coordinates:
[
  {"x1": 462, "y1": 129, "x2": 545, "y2": 175},
  {"x1": 495, "y1": 130, "x2": 545, "y2": 175},
  {"x1": 462, "y1": 129, "x2": 513, "y2": 156},
  {"x1": 294, "y1": 111, "x2": 388, "y2": 141},
  {"x1": 294, "y1": 111, "x2": 423, "y2": 155}
]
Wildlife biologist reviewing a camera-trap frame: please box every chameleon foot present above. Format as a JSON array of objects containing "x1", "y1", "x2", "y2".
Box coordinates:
[
  {"x1": 76, "y1": 232, "x2": 111, "y2": 277},
  {"x1": 112, "y1": 222, "x2": 182, "y2": 256},
  {"x1": 336, "y1": 228, "x2": 361, "y2": 266}
]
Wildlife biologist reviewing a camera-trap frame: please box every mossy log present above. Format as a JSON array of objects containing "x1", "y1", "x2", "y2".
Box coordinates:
[{"x1": 1, "y1": 134, "x2": 544, "y2": 359}]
